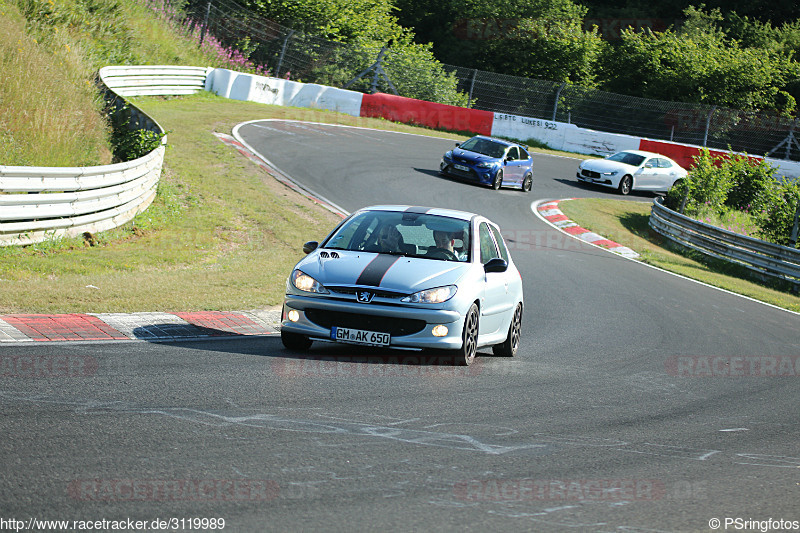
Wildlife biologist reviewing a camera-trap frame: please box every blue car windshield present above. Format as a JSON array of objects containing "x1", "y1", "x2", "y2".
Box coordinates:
[
  {"x1": 459, "y1": 138, "x2": 507, "y2": 159},
  {"x1": 323, "y1": 211, "x2": 471, "y2": 262}
]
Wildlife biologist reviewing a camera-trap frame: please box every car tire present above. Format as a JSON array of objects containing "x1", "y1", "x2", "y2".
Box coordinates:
[
  {"x1": 618, "y1": 175, "x2": 633, "y2": 195},
  {"x1": 457, "y1": 303, "x2": 479, "y2": 366},
  {"x1": 492, "y1": 170, "x2": 503, "y2": 190},
  {"x1": 522, "y1": 173, "x2": 532, "y2": 192},
  {"x1": 281, "y1": 330, "x2": 312, "y2": 351},
  {"x1": 493, "y1": 303, "x2": 522, "y2": 357}
]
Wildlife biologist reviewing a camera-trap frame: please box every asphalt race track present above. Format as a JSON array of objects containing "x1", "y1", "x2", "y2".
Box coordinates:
[{"x1": 2, "y1": 121, "x2": 799, "y2": 532}]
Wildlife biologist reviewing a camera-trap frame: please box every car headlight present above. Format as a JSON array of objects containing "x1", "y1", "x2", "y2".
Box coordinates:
[
  {"x1": 401, "y1": 285, "x2": 457, "y2": 304},
  {"x1": 291, "y1": 270, "x2": 329, "y2": 294},
  {"x1": 443, "y1": 151, "x2": 453, "y2": 160},
  {"x1": 476, "y1": 161, "x2": 494, "y2": 168},
  {"x1": 603, "y1": 170, "x2": 619, "y2": 176}
]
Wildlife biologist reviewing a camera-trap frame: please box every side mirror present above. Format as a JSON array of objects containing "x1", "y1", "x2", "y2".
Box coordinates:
[
  {"x1": 303, "y1": 241, "x2": 319, "y2": 254},
  {"x1": 484, "y1": 258, "x2": 508, "y2": 273},
  {"x1": 455, "y1": 142, "x2": 461, "y2": 147}
]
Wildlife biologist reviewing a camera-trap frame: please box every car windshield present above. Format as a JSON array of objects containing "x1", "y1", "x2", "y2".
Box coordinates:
[
  {"x1": 607, "y1": 151, "x2": 646, "y2": 166},
  {"x1": 323, "y1": 210, "x2": 471, "y2": 262},
  {"x1": 458, "y1": 137, "x2": 507, "y2": 159}
]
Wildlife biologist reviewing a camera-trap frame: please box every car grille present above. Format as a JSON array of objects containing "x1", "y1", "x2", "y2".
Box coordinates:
[
  {"x1": 327, "y1": 287, "x2": 406, "y2": 300},
  {"x1": 305, "y1": 308, "x2": 427, "y2": 337},
  {"x1": 448, "y1": 167, "x2": 477, "y2": 180},
  {"x1": 581, "y1": 169, "x2": 601, "y2": 179}
]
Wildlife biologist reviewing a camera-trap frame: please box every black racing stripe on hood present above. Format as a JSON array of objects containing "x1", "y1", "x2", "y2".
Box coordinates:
[{"x1": 356, "y1": 255, "x2": 401, "y2": 287}]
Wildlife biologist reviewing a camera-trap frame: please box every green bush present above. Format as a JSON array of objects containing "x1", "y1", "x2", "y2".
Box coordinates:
[
  {"x1": 752, "y1": 179, "x2": 800, "y2": 247},
  {"x1": 108, "y1": 105, "x2": 167, "y2": 162},
  {"x1": 682, "y1": 148, "x2": 735, "y2": 213},
  {"x1": 724, "y1": 153, "x2": 777, "y2": 213}
]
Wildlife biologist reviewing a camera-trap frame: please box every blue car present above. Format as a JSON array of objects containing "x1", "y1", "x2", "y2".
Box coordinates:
[
  {"x1": 280, "y1": 205, "x2": 524, "y2": 366},
  {"x1": 440, "y1": 135, "x2": 533, "y2": 191}
]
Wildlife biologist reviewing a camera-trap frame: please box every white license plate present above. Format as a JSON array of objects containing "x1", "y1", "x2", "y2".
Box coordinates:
[
  {"x1": 331, "y1": 327, "x2": 390, "y2": 346},
  {"x1": 454, "y1": 164, "x2": 469, "y2": 171}
]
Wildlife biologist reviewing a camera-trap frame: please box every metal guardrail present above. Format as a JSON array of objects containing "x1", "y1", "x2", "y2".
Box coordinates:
[
  {"x1": 0, "y1": 66, "x2": 209, "y2": 246},
  {"x1": 649, "y1": 197, "x2": 800, "y2": 289}
]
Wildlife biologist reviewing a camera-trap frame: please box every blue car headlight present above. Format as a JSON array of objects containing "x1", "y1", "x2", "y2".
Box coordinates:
[
  {"x1": 401, "y1": 285, "x2": 457, "y2": 304},
  {"x1": 443, "y1": 151, "x2": 453, "y2": 161},
  {"x1": 291, "y1": 269, "x2": 329, "y2": 294},
  {"x1": 476, "y1": 161, "x2": 494, "y2": 168}
]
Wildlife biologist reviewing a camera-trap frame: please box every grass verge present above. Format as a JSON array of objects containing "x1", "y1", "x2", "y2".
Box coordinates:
[
  {"x1": 0, "y1": 94, "x2": 479, "y2": 314},
  {"x1": 557, "y1": 198, "x2": 800, "y2": 313}
]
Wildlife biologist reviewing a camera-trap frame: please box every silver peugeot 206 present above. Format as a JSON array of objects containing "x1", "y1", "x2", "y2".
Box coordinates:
[{"x1": 280, "y1": 205, "x2": 524, "y2": 365}]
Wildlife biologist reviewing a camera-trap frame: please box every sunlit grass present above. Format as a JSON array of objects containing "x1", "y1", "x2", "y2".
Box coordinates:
[
  {"x1": 558, "y1": 198, "x2": 800, "y2": 312},
  {"x1": 0, "y1": 2, "x2": 111, "y2": 166}
]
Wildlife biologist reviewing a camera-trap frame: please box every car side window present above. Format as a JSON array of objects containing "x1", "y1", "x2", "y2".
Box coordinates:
[
  {"x1": 658, "y1": 158, "x2": 673, "y2": 168},
  {"x1": 489, "y1": 224, "x2": 509, "y2": 262},
  {"x1": 519, "y1": 146, "x2": 530, "y2": 160},
  {"x1": 507, "y1": 146, "x2": 520, "y2": 160},
  {"x1": 479, "y1": 223, "x2": 500, "y2": 264}
]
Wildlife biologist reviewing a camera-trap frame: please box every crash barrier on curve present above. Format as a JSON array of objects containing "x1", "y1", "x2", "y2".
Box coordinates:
[
  {"x1": 649, "y1": 197, "x2": 800, "y2": 289},
  {"x1": 0, "y1": 66, "x2": 211, "y2": 246},
  {"x1": 206, "y1": 68, "x2": 364, "y2": 117},
  {"x1": 360, "y1": 93, "x2": 493, "y2": 135}
]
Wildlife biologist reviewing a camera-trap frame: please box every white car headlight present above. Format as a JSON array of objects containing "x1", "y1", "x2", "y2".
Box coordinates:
[
  {"x1": 401, "y1": 285, "x2": 457, "y2": 304},
  {"x1": 291, "y1": 270, "x2": 329, "y2": 294},
  {"x1": 603, "y1": 170, "x2": 619, "y2": 176}
]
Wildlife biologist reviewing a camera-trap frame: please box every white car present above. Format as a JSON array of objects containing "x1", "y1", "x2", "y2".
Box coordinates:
[
  {"x1": 577, "y1": 150, "x2": 688, "y2": 195},
  {"x1": 280, "y1": 205, "x2": 524, "y2": 366}
]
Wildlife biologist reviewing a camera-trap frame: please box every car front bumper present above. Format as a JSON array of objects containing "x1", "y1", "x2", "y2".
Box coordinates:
[
  {"x1": 577, "y1": 172, "x2": 616, "y2": 188},
  {"x1": 281, "y1": 294, "x2": 466, "y2": 350},
  {"x1": 441, "y1": 158, "x2": 498, "y2": 185}
]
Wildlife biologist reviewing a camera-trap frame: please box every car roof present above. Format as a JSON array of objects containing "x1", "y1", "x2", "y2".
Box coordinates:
[{"x1": 355, "y1": 205, "x2": 479, "y2": 222}]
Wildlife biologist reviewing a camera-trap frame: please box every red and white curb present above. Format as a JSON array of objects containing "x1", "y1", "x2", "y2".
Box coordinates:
[
  {"x1": 0, "y1": 308, "x2": 281, "y2": 343},
  {"x1": 535, "y1": 199, "x2": 640, "y2": 259}
]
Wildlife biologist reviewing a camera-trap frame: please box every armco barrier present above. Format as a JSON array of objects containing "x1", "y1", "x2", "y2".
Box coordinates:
[
  {"x1": 360, "y1": 93, "x2": 493, "y2": 135},
  {"x1": 100, "y1": 65, "x2": 212, "y2": 97},
  {"x1": 0, "y1": 65, "x2": 211, "y2": 246},
  {"x1": 649, "y1": 197, "x2": 800, "y2": 289}
]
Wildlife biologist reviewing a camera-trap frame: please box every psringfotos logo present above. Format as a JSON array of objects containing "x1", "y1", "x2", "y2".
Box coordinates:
[
  {"x1": 68, "y1": 479, "x2": 280, "y2": 502},
  {"x1": 0, "y1": 354, "x2": 98, "y2": 378},
  {"x1": 454, "y1": 478, "x2": 666, "y2": 502},
  {"x1": 272, "y1": 354, "x2": 483, "y2": 378},
  {"x1": 665, "y1": 355, "x2": 800, "y2": 377}
]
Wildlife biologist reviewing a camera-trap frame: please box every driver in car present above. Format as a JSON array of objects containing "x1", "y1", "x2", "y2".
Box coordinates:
[{"x1": 427, "y1": 230, "x2": 460, "y2": 261}]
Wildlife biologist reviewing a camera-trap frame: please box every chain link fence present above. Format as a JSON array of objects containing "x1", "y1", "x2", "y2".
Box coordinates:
[{"x1": 174, "y1": 0, "x2": 800, "y2": 161}]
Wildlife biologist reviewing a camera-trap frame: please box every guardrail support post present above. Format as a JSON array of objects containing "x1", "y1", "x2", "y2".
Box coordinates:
[
  {"x1": 703, "y1": 106, "x2": 716, "y2": 147},
  {"x1": 467, "y1": 69, "x2": 477, "y2": 108},
  {"x1": 199, "y1": 0, "x2": 212, "y2": 47},
  {"x1": 276, "y1": 30, "x2": 295, "y2": 78},
  {"x1": 552, "y1": 82, "x2": 566, "y2": 122},
  {"x1": 791, "y1": 203, "x2": 800, "y2": 246}
]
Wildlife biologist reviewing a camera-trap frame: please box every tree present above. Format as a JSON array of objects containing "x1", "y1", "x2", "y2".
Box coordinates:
[{"x1": 597, "y1": 7, "x2": 800, "y2": 114}]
